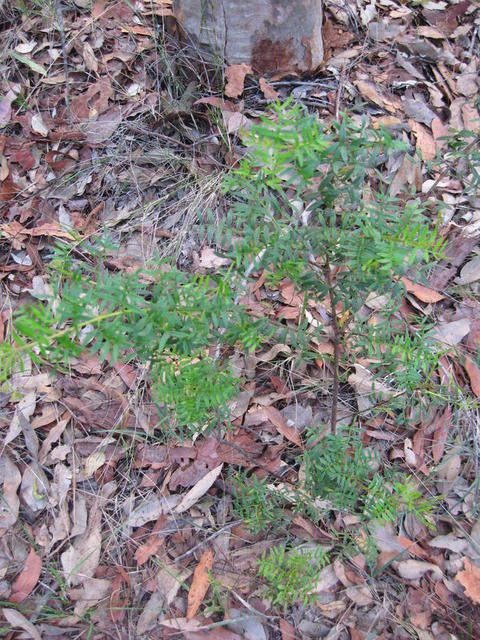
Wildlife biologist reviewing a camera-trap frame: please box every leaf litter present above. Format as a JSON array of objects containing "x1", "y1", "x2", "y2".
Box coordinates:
[{"x1": 0, "y1": 0, "x2": 480, "y2": 637}]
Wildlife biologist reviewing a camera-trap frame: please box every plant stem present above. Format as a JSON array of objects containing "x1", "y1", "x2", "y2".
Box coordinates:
[{"x1": 324, "y1": 255, "x2": 340, "y2": 436}]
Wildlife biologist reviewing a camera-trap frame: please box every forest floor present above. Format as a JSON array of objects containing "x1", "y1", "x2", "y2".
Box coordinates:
[{"x1": 1, "y1": 1, "x2": 480, "y2": 639}]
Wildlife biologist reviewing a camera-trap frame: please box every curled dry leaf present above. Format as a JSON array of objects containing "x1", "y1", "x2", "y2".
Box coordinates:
[
  {"x1": 9, "y1": 547, "x2": 42, "y2": 603},
  {"x1": 456, "y1": 558, "x2": 480, "y2": 603},
  {"x1": 186, "y1": 548, "x2": 213, "y2": 620},
  {"x1": 31, "y1": 113, "x2": 49, "y2": 137},
  {"x1": 225, "y1": 63, "x2": 252, "y2": 98}
]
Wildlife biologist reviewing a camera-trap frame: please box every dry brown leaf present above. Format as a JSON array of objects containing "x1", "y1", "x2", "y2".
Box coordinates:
[
  {"x1": 259, "y1": 77, "x2": 279, "y2": 100},
  {"x1": 279, "y1": 618, "x2": 296, "y2": 640},
  {"x1": 2, "y1": 608, "x2": 41, "y2": 640},
  {"x1": 61, "y1": 508, "x2": 101, "y2": 587},
  {"x1": 456, "y1": 59, "x2": 478, "y2": 97},
  {"x1": 109, "y1": 566, "x2": 130, "y2": 623},
  {"x1": 134, "y1": 514, "x2": 168, "y2": 566},
  {"x1": 409, "y1": 120, "x2": 436, "y2": 160},
  {"x1": 174, "y1": 464, "x2": 223, "y2": 514},
  {"x1": 31, "y1": 113, "x2": 48, "y2": 137},
  {"x1": 432, "y1": 406, "x2": 453, "y2": 465},
  {"x1": 345, "y1": 584, "x2": 373, "y2": 606},
  {"x1": 462, "y1": 101, "x2": 480, "y2": 132},
  {"x1": 401, "y1": 276, "x2": 444, "y2": 303},
  {"x1": 0, "y1": 90, "x2": 15, "y2": 127},
  {"x1": 82, "y1": 42, "x2": 98, "y2": 73},
  {"x1": 456, "y1": 256, "x2": 480, "y2": 285},
  {"x1": 396, "y1": 559, "x2": 442, "y2": 580},
  {"x1": 456, "y1": 558, "x2": 480, "y2": 603},
  {"x1": 0, "y1": 454, "x2": 21, "y2": 530},
  {"x1": 69, "y1": 577, "x2": 111, "y2": 617},
  {"x1": 9, "y1": 547, "x2": 42, "y2": 603},
  {"x1": 126, "y1": 494, "x2": 179, "y2": 528},
  {"x1": 222, "y1": 110, "x2": 252, "y2": 135},
  {"x1": 465, "y1": 357, "x2": 480, "y2": 398},
  {"x1": 198, "y1": 246, "x2": 230, "y2": 269},
  {"x1": 430, "y1": 318, "x2": 471, "y2": 347},
  {"x1": 225, "y1": 63, "x2": 252, "y2": 98},
  {"x1": 186, "y1": 548, "x2": 213, "y2": 620},
  {"x1": 354, "y1": 80, "x2": 400, "y2": 113},
  {"x1": 264, "y1": 405, "x2": 303, "y2": 448},
  {"x1": 160, "y1": 617, "x2": 203, "y2": 632}
]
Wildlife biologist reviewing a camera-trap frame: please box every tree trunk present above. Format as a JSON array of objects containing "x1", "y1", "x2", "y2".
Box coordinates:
[{"x1": 173, "y1": 0, "x2": 324, "y2": 76}]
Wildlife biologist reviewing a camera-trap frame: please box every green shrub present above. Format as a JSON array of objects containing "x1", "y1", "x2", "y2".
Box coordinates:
[{"x1": 257, "y1": 544, "x2": 329, "y2": 610}]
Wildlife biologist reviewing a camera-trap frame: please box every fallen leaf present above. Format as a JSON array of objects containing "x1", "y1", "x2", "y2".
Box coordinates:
[
  {"x1": 465, "y1": 357, "x2": 480, "y2": 398},
  {"x1": 83, "y1": 42, "x2": 98, "y2": 73},
  {"x1": 409, "y1": 120, "x2": 436, "y2": 160},
  {"x1": 134, "y1": 514, "x2": 168, "y2": 565},
  {"x1": 348, "y1": 364, "x2": 399, "y2": 413},
  {"x1": 259, "y1": 77, "x2": 279, "y2": 100},
  {"x1": 263, "y1": 405, "x2": 303, "y2": 448},
  {"x1": 9, "y1": 50, "x2": 47, "y2": 76},
  {"x1": 69, "y1": 577, "x2": 111, "y2": 617},
  {"x1": 136, "y1": 591, "x2": 164, "y2": 635},
  {"x1": 222, "y1": 110, "x2": 252, "y2": 135},
  {"x1": 2, "y1": 608, "x2": 41, "y2": 640},
  {"x1": 174, "y1": 464, "x2": 223, "y2": 514},
  {"x1": 428, "y1": 534, "x2": 467, "y2": 553},
  {"x1": 401, "y1": 276, "x2": 445, "y2": 303},
  {"x1": 199, "y1": 246, "x2": 230, "y2": 269},
  {"x1": 83, "y1": 107, "x2": 122, "y2": 144},
  {"x1": 0, "y1": 454, "x2": 21, "y2": 530},
  {"x1": 280, "y1": 618, "x2": 296, "y2": 640},
  {"x1": 127, "y1": 494, "x2": 179, "y2": 528},
  {"x1": 430, "y1": 318, "x2": 471, "y2": 347},
  {"x1": 456, "y1": 256, "x2": 480, "y2": 285},
  {"x1": 9, "y1": 547, "x2": 42, "y2": 603},
  {"x1": 31, "y1": 113, "x2": 48, "y2": 137},
  {"x1": 396, "y1": 559, "x2": 442, "y2": 580},
  {"x1": 187, "y1": 548, "x2": 213, "y2": 620},
  {"x1": 456, "y1": 558, "x2": 480, "y2": 603},
  {"x1": 432, "y1": 406, "x2": 453, "y2": 464},
  {"x1": 227, "y1": 609, "x2": 267, "y2": 640},
  {"x1": 456, "y1": 59, "x2": 478, "y2": 97},
  {"x1": 0, "y1": 90, "x2": 15, "y2": 128},
  {"x1": 225, "y1": 63, "x2": 252, "y2": 98},
  {"x1": 160, "y1": 617, "x2": 203, "y2": 632},
  {"x1": 345, "y1": 584, "x2": 373, "y2": 606},
  {"x1": 109, "y1": 566, "x2": 130, "y2": 623},
  {"x1": 61, "y1": 508, "x2": 101, "y2": 586}
]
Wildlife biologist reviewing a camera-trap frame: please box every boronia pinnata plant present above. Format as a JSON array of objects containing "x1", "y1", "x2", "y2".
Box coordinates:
[{"x1": 1, "y1": 101, "x2": 447, "y2": 530}]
